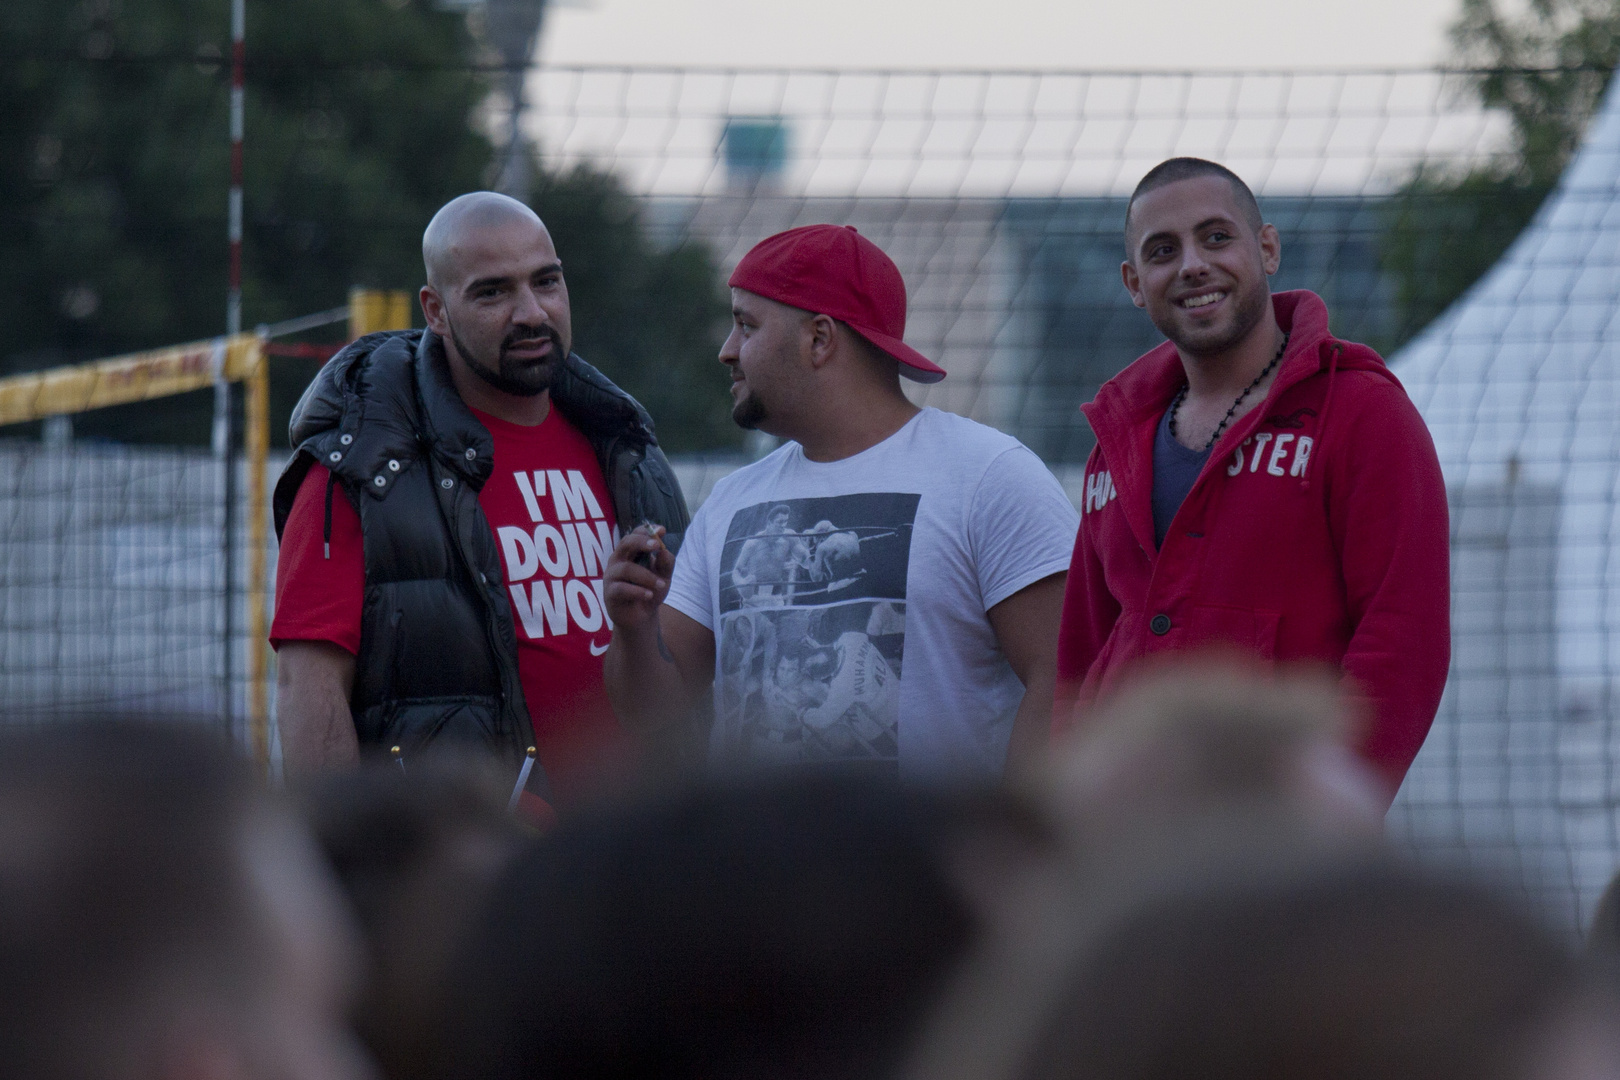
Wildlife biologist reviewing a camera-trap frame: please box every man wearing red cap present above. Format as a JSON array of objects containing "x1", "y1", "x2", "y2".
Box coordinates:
[{"x1": 603, "y1": 225, "x2": 1079, "y2": 778}]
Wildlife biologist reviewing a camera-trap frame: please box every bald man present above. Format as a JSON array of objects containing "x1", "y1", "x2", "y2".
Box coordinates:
[{"x1": 270, "y1": 192, "x2": 689, "y2": 809}]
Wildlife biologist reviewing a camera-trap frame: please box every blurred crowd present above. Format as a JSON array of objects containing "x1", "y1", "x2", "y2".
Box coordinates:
[{"x1": 5, "y1": 665, "x2": 1618, "y2": 1080}]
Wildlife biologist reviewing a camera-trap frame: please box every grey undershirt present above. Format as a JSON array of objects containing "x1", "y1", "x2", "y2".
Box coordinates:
[{"x1": 1152, "y1": 401, "x2": 1211, "y2": 549}]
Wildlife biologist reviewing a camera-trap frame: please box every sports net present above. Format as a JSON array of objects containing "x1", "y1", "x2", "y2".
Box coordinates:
[
  {"x1": 527, "y1": 64, "x2": 1617, "y2": 932},
  {"x1": 1384, "y1": 77, "x2": 1620, "y2": 935},
  {"x1": 2, "y1": 441, "x2": 233, "y2": 716},
  {"x1": 531, "y1": 66, "x2": 1518, "y2": 462},
  {"x1": 0, "y1": 299, "x2": 396, "y2": 756},
  {"x1": 8, "y1": 57, "x2": 1616, "y2": 931},
  {"x1": 0, "y1": 335, "x2": 279, "y2": 761}
]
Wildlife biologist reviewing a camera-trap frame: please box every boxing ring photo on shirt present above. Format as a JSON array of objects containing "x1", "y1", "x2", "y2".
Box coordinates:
[{"x1": 714, "y1": 494, "x2": 919, "y2": 770}]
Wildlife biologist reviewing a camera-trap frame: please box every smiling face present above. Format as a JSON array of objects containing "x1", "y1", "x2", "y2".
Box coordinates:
[
  {"x1": 718, "y1": 288, "x2": 812, "y2": 433},
  {"x1": 421, "y1": 214, "x2": 572, "y2": 399},
  {"x1": 1122, "y1": 174, "x2": 1281, "y2": 360}
]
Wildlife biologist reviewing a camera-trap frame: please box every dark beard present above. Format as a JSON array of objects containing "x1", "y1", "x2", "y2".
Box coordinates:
[
  {"x1": 1156, "y1": 281, "x2": 1269, "y2": 359},
  {"x1": 449, "y1": 319, "x2": 561, "y2": 398},
  {"x1": 732, "y1": 392, "x2": 767, "y2": 430}
]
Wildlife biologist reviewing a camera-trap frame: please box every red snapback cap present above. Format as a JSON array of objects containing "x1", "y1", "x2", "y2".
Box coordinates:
[{"x1": 727, "y1": 224, "x2": 946, "y2": 384}]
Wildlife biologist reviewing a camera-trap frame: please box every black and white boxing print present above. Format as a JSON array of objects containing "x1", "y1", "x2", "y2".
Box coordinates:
[{"x1": 715, "y1": 493, "x2": 919, "y2": 771}]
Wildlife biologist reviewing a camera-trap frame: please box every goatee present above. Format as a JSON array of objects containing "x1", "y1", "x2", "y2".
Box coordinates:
[
  {"x1": 450, "y1": 321, "x2": 561, "y2": 398},
  {"x1": 732, "y1": 392, "x2": 767, "y2": 430},
  {"x1": 1158, "y1": 283, "x2": 1269, "y2": 359}
]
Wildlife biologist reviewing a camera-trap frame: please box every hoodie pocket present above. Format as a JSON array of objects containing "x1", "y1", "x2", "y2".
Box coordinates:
[{"x1": 1184, "y1": 605, "x2": 1281, "y2": 661}]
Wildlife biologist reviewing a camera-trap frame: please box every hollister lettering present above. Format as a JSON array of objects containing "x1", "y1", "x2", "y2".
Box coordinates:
[
  {"x1": 1227, "y1": 433, "x2": 1314, "y2": 479},
  {"x1": 1267, "y1": 434, "x2": 1295, "y2": 475},
  {"x1": 1290, "y1": 436, "x2": 1313, "y2": 476},
  {"x1": 1085, "y1": 470, "x2": 1119, "y2": 514}
]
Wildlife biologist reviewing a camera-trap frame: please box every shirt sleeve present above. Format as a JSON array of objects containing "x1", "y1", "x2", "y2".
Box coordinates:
[
  {"x1": 270, "y1": 462, "x2": 365, "y2": 655},
  {"x1": 969, "y1": 445, "x2": 1082, "y2": 610},
  {"x1": 1327, "y1": 376, "x2": 1451, "y2": 792},
  {"x1": 662, "y1": 498, "x2": 716, "y2": 632}
]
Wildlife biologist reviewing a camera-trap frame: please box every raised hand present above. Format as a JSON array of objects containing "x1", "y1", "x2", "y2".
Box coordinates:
[{"x1": 604, "y1": 523, "x2": 674, "y2": 631}]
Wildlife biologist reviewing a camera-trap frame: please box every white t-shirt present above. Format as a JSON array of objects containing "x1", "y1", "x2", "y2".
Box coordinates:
[{"x1": 665, "y1": 408, "x2": 1079, "y2": 779}]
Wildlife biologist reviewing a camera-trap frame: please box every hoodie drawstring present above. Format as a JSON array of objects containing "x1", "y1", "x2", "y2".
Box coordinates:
[{"x1": 1301, "y1": 342, "x2": 1343, "y2": 491}]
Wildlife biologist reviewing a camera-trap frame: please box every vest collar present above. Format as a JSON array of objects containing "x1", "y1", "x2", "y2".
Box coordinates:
[{"x1": 414, "y1": 330, "x2": 496, "y2": 486}]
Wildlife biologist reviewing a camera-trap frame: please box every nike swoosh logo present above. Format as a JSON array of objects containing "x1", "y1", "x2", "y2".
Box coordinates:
[{"x1": 589, "y1": 639, "x2": 610, "y2": 657}]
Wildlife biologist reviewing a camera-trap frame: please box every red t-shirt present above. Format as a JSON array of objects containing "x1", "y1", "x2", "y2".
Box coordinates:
[{"x1": 271, "y1": 406, "x2": 628, "y2": 805}]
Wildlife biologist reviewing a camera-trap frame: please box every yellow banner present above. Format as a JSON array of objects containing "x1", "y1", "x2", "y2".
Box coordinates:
[
  {"x1": 348, "y1": 288, "x2": 414, "y2": 338},
  {"x1": 0, "y1": 334, "x2": 263, "y2": 427}
]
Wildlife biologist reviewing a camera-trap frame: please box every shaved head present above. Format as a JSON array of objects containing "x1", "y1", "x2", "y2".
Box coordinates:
[
  {"x1": 422, "y1": 191, "x2": 547, "y2": 291},
  {"x1": 1125, "y1": 157, "x2": 1263, "y2": 255},
  {"x1": 417, "y1": 191, "x2": 573, "y2": 408}
]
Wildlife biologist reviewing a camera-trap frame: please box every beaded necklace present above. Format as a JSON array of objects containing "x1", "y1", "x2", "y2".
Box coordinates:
[{"x1": 1168, "y1": 331, "x2": 1291, "y2": 454}]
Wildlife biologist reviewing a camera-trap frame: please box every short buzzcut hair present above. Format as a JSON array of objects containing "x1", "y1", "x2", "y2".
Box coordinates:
[{"x1": 1125, "y1": 157, "x2": 1263, "y2": 246}]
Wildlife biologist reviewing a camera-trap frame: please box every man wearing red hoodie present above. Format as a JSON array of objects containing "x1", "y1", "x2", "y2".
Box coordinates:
[{"x1": 1054, "y1": 157, "x2": 1449, "y2": 799}]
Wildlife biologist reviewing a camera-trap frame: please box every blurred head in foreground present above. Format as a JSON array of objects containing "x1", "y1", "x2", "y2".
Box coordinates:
[
  {"x1": 299, "y1": 762, "x2": 532, "y2": 1080},
  {"x1": 1037, "y1": 660, "x2": 1389, "y2": 839},
  {"x1": 438, "y1": 773, "x2": 1048, "y2": 1080},
  {"x1": 1027, "y1": 854, "x2": 1615, "y2": 1080},
  {"x1": 0, "y1": 723, "x2": 368, "y2": 1080},
  {"x1": 908, "y1": 841, "x2": 1619, "y2": 1080}
]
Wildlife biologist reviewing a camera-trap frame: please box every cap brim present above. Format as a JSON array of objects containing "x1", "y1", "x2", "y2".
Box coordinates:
[{"x1": 848, "y1": 325, "x2": 947, "y2": 384}]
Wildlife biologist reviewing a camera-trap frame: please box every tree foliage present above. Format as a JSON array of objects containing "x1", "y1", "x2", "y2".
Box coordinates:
[
  {"x1": 1, "y1": 0, "x2": 736, "y2": 452},
  {"x1": 530, "y1": 165, "x2": 735, "y2": 455},
  {"x1": 1452, "y1": 0, "x2": 1620, "y2": 185},
  {"x1": 1, "y1": 0, "x2": 496, "y2": 442},
  {"x1": 1382, "y1": 0, "x2": 1620, "y2": 340}
]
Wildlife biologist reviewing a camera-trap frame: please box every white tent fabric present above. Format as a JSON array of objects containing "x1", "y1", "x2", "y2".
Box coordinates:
[{"x1": 1388, "y1": 73, "x2": 1620, "y2": 933}]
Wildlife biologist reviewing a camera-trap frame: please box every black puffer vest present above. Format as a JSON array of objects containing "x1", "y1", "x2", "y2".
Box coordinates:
[{"x1": 273, "y1": 330, "x2": 690, "y2": 791}]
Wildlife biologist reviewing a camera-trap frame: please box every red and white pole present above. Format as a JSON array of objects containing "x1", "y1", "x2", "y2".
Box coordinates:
[
  {"x1": 227, "y1": 0, "x2": 244, "y2": 336},
  {"x1": 217, "y1": 0, "x2": 246, "y2": 730},
  {"x1": 214, "y1": 0, "x2": 244, "y2": 451}
]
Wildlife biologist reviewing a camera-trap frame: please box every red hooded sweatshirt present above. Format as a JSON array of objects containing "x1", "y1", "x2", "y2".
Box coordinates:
[{"x1": 1054, "y1": 291, "x2": 1449, "y2": 795}]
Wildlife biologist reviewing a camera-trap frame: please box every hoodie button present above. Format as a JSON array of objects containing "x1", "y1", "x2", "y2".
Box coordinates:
[{"x1": 1150, "y1": 614, "x2": 1171, "y2": 635}]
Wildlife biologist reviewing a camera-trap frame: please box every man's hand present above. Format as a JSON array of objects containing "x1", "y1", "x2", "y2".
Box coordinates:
[
  {"x1": 604, "y1": 524, "x2": 675, "y2": 630},
  {"x1": 276, "y1": 639, "x2": 359, "y2": 775},
  {"x1": 602, "y1": 524, "x2": 714, "y2": 735}
]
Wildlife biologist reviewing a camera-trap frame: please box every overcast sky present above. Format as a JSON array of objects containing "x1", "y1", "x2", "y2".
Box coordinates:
[{"x1": 539, "y1": 0, "x2": 1461, "y2": 71}]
